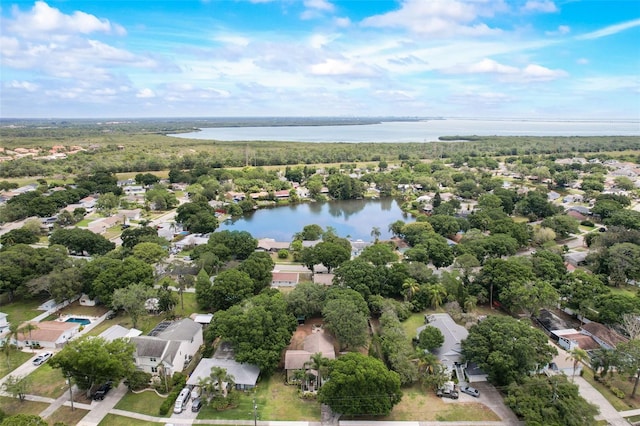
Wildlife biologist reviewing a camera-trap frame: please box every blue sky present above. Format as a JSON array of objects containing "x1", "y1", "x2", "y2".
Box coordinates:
[{"x1": 1, "y1": 0, "x2": 639, "y2": 119}]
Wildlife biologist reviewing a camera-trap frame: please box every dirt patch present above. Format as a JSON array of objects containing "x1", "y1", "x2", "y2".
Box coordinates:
[{"x1": 58, "y1": 300, "x2": 109, "y2": 317}]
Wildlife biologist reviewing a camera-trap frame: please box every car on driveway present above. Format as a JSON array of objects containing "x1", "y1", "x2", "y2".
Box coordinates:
[
  {"x1": 32, "y1": 352, "x2": 53, "y2": 366},
  {"x1": 93, "y1": 381, "x2": 113, "y2": 400},
  {"x1": 461, "y1": 385, "x2": 480, "y2": 397},
  {"x1": 436, "y1": 381, "x2": 459, "y2": 399}
]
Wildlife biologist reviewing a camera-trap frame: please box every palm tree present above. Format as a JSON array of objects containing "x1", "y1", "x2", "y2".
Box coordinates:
[
  {"x1": 370, "y1": 227, "x2": 381, "y2": 243},
  {"x1": 18, "y1": 323, "x2": 38, "y2": 351},
  {"x1": 291, "y1": 369, "x2": 306, "y2": 392},
  {"x1": 566, "y1": 347, "x2": 589, "y2": 382},
  {"x1": 197, "y1": 375, "x2": 213, "y2": 402},
  {"x1": 210, "y1": 366, "x2": 234, "y2": 398},
  {"x1": 402, "y1": 278, "x2": 420, "y2": 302},
  {"x1": 428, "y1": 284, "x2": 447, "y2": 309},
  {"x1": 3, "y1": 323, "x2": 21, "y2": 368},
  {"x1": 305, "y1": 352, "x2": 329, "y2": 390}
]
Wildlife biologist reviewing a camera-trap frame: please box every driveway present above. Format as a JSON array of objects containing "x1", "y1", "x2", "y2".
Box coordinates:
[{"x1": 463, "y1": 382, "x2": 521, "y2": 425}]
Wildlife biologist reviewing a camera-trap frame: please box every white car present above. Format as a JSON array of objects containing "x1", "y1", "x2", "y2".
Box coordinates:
[{"x1": 32, "y1": 351, "x2": 53, "y2": 366}]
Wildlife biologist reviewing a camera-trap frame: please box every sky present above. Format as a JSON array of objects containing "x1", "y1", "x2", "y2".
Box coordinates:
[{"x1": 1, "y1": 0, "x2": 639, "y2": 119}]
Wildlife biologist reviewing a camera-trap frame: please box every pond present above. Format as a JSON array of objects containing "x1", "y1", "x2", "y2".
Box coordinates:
[{"x1": 218, "y1": 198, "x2": 414, "y2": 241}]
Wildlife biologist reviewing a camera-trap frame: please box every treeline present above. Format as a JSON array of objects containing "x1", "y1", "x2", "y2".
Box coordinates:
[{"x1": 1, "y1": 128, "x2": 639, "y2": 178}]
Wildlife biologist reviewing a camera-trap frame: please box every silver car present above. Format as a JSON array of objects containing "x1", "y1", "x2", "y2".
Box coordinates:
[
  {"x1": 32, "y1": 351, "x2": 53, "y2": 366},
  {"x1": 461, "y1": 385, "x2": 480, "y2": 397}
]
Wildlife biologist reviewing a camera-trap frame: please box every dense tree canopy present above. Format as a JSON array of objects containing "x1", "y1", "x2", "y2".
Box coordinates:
[
  {"x1": 318, "y1": 352, "x2": 402, "y2": 417},
  {"x1": 49, "y1": 228, "x2": 115, "y2": 255},
  {"x1": 210, "y1": 291, "x2": 297, "y2": 375},
  {"x1": 462, "y1": 316, "x2": 557, "y2": 386},
  {"x1": 505, "y1": 376, "x2": 599, "y2": 426},
  {"x1": 49, "y1": 337, "x2": 135, "y2": 397}
]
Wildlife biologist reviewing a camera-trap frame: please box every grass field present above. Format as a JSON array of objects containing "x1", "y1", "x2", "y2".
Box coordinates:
[
  {"x1": 0, "y1": 350, "x2": 35, "y2": 378},
  {"x1": 0, "y1": 396, "x2": 48, "y2": 417},
  {"x1": 47, "y1": 405, "x2": 89, "y2": 425},
  {"x1": 401, "y1": 311, "x2": 427, "y2": 342},
  {"x1": 28, "y1": 363, "x2": 68, "y2": 399},
  {"x1": 0, "y1": 297, "x2": 48, "y2": 324},
  {"x1": 115, "y1": 390, "x2": 166, "y2": 417},
  {"x1": 259, "y1": 372, "x2": 320, "y2": 420},
  {"x1": 98, "y1": 414, "x2": 163, "y2": 426},
  {"x1": 58, "y1": 301, "x2": 109, "y2": 318}
]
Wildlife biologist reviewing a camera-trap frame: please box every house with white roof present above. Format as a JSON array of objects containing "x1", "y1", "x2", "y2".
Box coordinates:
[{"x1": 187, "y1": 358, "x2": 260, "y2": 391}]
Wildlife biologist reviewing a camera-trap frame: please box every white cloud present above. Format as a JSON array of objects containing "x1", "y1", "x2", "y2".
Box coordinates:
[
  {"x1": 301, "y1": 0, "x2": 335, "y2": 20},
  {"x1": 8, "y1": 80, "x2": 39, "y2": 92},
  {"x1": 361, "y1": 0, "x2": 503, "y2": 37},
  {"x1": 467, "y1": 58, "x2": 518, "y2": 74},
  {"x1": 577, "y1": 18, "x2": 640, "y2": 40},
  {"x1": 334, "y1": 17, "x2": 351, "y2": 28},
  {"x1": 546, "y1": 25, "x2": 570, "y2": 36},
  {"x1": 523, "y1": 1, "x2": 558, "y2": 13},
  {"x1": 450, "y1": 58, "x2": 567, "y2": 82},
  {"x1": 310, "y1": 58, "x2": 378, "y2": 78},
  {"x1": 9, "y1": 1, "x2": 125, "y2": 37},
  {"x1": 304, "y1": 0, "x2": 335, "y2": 13},
  {"x1": 576, "y1": 58, "x2": 589, "y2": 65},
  {"x1": 136, "y1": 88, "x2": 156, "y2": 98}
]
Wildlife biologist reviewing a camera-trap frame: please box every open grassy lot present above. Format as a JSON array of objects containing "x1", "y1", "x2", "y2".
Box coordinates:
[
  {"x1": 47, "y1": 405, "x2": 89, "y2": 425},
  {"x1": 58, "y1": 301, "x2": 109, "y2": 318},
  {"x1": 0, "y1": 396, "x2": 49, "y2": 417},
  {"x1": 176, "y1": 291, "x2": 199, "y2": 318},
  {"x1": 114, "y1": 390, "x2": 166, "y2": 417},
  {"x1": 98, "y1": 414, "x2": 163, "y2": 426},
  {"x1": 259, "y1": 372, "x2": 320, "y2": 421},
  {"x1": 0, "y1": 349, "x2": 35, "y2": 378},
  {"x1": 0, "y1": 297, "x2": 48, "y2": 324},
  {"x1": 582, "y1": 368, "x2": 640, "y2": 411},
  {"x1": 401, "y1": 311, "x2": 427, "y2": 342},
  {"x1": 28, "y1": 363, "x2": 68, "y2": 399}
]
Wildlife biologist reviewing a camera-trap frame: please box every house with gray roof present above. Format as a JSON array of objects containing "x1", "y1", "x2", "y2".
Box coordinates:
[
  {"x1": 416, "y1": 313, "x2": 486, "y2": 383},
  {"x1": 187, "y1": 358, "x2": 260, "y2": 391},
  {"x1": 130, "y1": 318, "x2": 203, "y2": 377}
]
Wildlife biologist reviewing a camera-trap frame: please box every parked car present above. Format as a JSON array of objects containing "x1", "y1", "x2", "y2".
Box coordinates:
[
  {"x1": 32, "y1": 352, "x2": 53, "y2": 366},
  {"x1": 436, "y1": 381, "x2": 459, "y2": 399},
  {"x1": 93, "y1": 381, "x2": 113, "y2": 400},
  {"x1": 461, "y1": 385, "x2": 480, "y2": 397},
  {"x1": 191, "y1": 398, "x2": 203, "y2": 412}
]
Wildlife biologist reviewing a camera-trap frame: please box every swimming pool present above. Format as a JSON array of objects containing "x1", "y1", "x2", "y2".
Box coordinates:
[{"x1": 65, "y1": 317, "x2": 91, "y2": 325}]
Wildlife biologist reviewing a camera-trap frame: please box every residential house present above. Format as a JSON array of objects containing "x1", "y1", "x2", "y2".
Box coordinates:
[
  {"x1": 15, "y1": 321, "x2": 80, "y2": 349},
  {"x1": 565, "y1": 251, "x2": 588, "y2": 267},
  {"x1": 416, "y1": 313, "x2": 487, "y2": 383},
  {"x1": 552, "y1": 328, "x2": 600, "y2": 352},
  {"x1": 257, "y1": 238, "x2": 290, "y2": 252},
  {"x1": 271, "y1": 272, "x2": 299, "y2": 287},
  {"x1": 284, "y1": 329, "x2": 336, "y2": 383},
  {"x1": 174, "y1": 234, "x2": 209, "y2": 251},
  {"x1": 581, "y1": 322, "x2": 629, "y2": 350},
  {"x1": 130, "y1": 318, "x2": 203, "y2": 376},
  {"x1": 187, "y1": 358, "x2": 260, "y2": 391},
  {"x1": 99, "y1": 325, "x2": 142, "y2": 342},
  {"x1": 0, "y1": 313, "x2": 8, "y2": 332}
]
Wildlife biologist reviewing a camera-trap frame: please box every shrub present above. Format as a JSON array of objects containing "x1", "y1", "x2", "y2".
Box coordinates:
[
  {"x1": 610, "y1": 386, "x2": 625, "y2": 399},
  {"x1": 581, "y1": 220, "x2": 595, "y2": 227},
  {"x1": 277, "y1": 249, "x2": 289, "y2": 259},
  {"x1": 159, "y1": 386, "x2": 181, "y2": 415},
  {"x1": 127, "y1": 371, "x2": 152, "y2": 391}
]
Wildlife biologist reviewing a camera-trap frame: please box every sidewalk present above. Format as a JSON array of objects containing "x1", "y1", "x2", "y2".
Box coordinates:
[
  {"x1": 76, "y1": 382, "x2": 128, "y2": 426},
  {"x1": 574, "y1": 376, "x2": 630, "y2": 426}
]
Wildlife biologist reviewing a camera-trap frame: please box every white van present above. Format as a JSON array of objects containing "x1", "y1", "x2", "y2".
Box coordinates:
[{"x1": 173, "y1": 387, "x2": 192, "y2": 414}]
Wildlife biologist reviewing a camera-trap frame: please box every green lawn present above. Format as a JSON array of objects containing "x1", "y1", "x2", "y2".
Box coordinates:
[
  {"x1": 47, "y1": 405, "x2": 89, "y2": 425},
  {"x1": 28, "y1": 363, "x2": 68, "y2": 399},
  {"x1": 401, "y1": 312, "x2": 427, "y2": 342},
  {"x1": 0, "y1": 297, "x2": 48, "y2": 325},
  {"x1": 0, "y1": 349, "x2": 35, "y2": 378},
  {"x1": 76, "y1": 219, "x2": 91, "y2": 227},
  {"x1": 198, "y1": 386, "x2": 264, "y2": 420},
  {"x1": 0, "y1": 396, "x2": 49, "y2": 417},
  {"x1": 175, "y1": 291, "x2": 198, "y2": 318},
  {"x1": 259, "y1": 372, "x2": 320, "y2": 420},
  {"x1": 99, "y1": 414, "x2": 163, "y2": 426},
  {"x1": 114, "y1": 390, "x2": 166, "y2": 417}
]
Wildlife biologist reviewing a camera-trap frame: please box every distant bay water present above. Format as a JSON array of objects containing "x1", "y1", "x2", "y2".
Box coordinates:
[{"x1": 168, "y1": 118, "x2": 640, "y2": 143}]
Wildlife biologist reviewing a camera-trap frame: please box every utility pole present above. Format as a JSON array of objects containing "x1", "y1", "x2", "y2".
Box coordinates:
[
  {"x1": 253, "y1": 397, "x2": 258, "y2": 426},
  {"x1": 67, "y1": 373, "x2": 74, "y2": 411}
]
